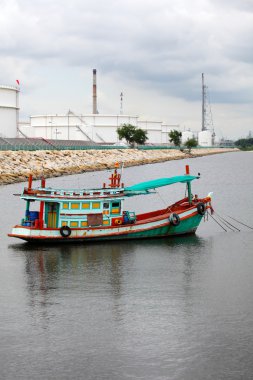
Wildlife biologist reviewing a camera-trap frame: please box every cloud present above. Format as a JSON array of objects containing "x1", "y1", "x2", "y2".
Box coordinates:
[{"x1": 0, "y1": 0, "x2": 252, "y2": 138}]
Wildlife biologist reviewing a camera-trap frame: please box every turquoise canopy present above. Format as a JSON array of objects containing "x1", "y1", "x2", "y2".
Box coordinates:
[{"x1": 125, "y1": 175, "x2": 198, "y2": 194}]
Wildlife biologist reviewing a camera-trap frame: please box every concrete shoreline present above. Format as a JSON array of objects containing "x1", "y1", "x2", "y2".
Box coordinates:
[{"x1": 0, "y1": 148, "x2": 238, "y2": 185}]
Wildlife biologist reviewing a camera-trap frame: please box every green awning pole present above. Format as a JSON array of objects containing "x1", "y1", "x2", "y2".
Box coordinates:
[
  {"x1": 187, "y1": 182, "x2": 192, "y2": 205},
  {"x1": 25, "y1": 200, "x2": 30, "y2": 220},
  {"x1": 186, "y1": 165, "x2": 192, "y2": 204}
]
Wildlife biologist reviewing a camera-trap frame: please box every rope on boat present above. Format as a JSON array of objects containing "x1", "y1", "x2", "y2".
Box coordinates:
[
  {"x1": 225, "y1": 214, "x2": 253, "y2": 230},
  {"x1": 208, "y1": 210, "x2": 253, "y2": 232},
  {"x1": 156, "y1": 189, "x2": 168, "y2": 207},
  {"x1": 213, "y1": 211, "x2": 240, "y2": 232},
  {"x1": 207, "y1": 211, "x2": 227, "y2": 232}
]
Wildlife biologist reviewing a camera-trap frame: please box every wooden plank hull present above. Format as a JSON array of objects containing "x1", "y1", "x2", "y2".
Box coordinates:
[{"x1": 9, "y1": 208, "x2": 205, "y2": 243}]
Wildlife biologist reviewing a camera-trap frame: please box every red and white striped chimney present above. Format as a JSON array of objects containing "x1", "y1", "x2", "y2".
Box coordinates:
[{"x1": 93, "y1": 69, "x2": 97, "y2": 114}]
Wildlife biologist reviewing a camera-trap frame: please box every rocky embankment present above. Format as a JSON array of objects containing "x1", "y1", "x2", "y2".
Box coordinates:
[{"x1": 0, "y1": 148, "x2": 237, "y2": 185}]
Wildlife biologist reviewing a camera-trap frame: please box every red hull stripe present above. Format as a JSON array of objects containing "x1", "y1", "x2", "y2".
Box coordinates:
[
  {"x1": 12, "y1": 208, "x2": 202, "y2": 232},
  {"x1": 8, "y1": 220, "x2": 170, "y2": 240},
  {"x1": 8, "y1": 209, "x2": 205, "y2": 240}
]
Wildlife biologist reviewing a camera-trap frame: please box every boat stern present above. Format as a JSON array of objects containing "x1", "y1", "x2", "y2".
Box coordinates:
[{"x1": 8, "y1": 225, "x2": 60, "y2": 242}]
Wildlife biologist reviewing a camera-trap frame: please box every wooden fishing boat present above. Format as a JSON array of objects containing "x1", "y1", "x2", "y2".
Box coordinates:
[{"x1": 8, "y1": 165, "x2": 213, "y2": 243}]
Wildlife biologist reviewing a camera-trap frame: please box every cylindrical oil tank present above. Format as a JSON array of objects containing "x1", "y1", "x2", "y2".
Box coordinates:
[
  {"x1": 0, "y1": 85, "x2": 19, "y2": 137},
  {"x1": 182, "y1": 130, "x2": 194, "y2": 144},
  {"x1": 198, "y1": 130, "x2": 213, "y2": 147}
]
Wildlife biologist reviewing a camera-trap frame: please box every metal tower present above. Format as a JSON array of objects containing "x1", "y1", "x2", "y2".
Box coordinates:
[
  {"x1": 120, "y1": 92, "x2": 123, "y2": 115},
  {"x1": 201, "y1": 73, "x2": 216, "y2": 145},
  {"x1": 201, "y1": 73, "x2": 215, "y2": 133}
]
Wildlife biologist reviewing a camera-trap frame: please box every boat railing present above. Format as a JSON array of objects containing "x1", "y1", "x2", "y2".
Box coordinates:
[{"x1": 23, "y1": 186, "x2": 124, "y2": 198}]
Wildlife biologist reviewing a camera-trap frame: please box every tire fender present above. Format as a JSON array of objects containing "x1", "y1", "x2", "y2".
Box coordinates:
[
  {"x1": 60, "y1": 226, "x2": 71, "y2": 238},
  {"x1": 197, "y1": 202, "x2": 206, "y2": 216},
  {"x1": 169, "y1": 213, "x2": 181, "y2": 226}
]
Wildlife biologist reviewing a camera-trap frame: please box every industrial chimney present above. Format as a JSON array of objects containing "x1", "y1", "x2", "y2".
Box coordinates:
[
  {"x1": 92, "y1": 69, "x2": 98, "y2": 114},
  {"x1": 202, "y1": 73, "x2": 207, "y2": 131}
]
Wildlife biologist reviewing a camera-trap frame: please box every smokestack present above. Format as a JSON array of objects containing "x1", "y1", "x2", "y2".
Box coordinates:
[
  {"x1": 93, "y1": 69, "x2": 97, "y2": 114},
  {"x1": 202, "y1": 73, "x2": 206, "y2": 131}
]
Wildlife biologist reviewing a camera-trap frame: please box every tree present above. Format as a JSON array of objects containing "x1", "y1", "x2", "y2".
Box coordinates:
[
  {"x1": 235, "y1": 138, "x2": 253, "y2": 150},
  {"x1": 117, "y1": 124, "x2": 148, "y2": 146},
  {"x1": 168, "y1": 130, "x2": 182, "y2": 147},
  {"x1": 184, "y1": 137, "x2": 198, "y2": 153},
  {"x1": 133, "y1": 128, "x2": 148, "y2": 145},
  {"x1": 117, "y1": 124, "x2": 136, "y2": 145}
]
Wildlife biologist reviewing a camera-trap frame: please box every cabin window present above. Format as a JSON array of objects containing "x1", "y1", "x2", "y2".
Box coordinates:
[
  {"x1": 92, "y1": 202, "x2": 100, "y2": 209},
  {"x1": 111, "y1": 201, "x2": 121, "y2": 215},
  {"x1": 61, "y1": 221, "x2": 68, "y2": 226},
  {"x1": 62, "y1": 203, "x2": 69, "y2": 209},
  {"x1": 103, "y1": 220, "x2": 110, "y2": 225},
  {"x1": 111, "y1": 208, "x2": 120, "y2": 214},
  {"x1": 103, "y1": 202, "x2": 110, "y2": 214},
  {"x1": 81, "y1": 221, "x2": 88, "y2": 227},
  {"x1": 82, "y1": 202, "x2": 90, "y2": 209},
  {"x1": 70, "y1": 221, "x2": 79, "y2": 227},
  {"x1": 71, "y1": 203, "x2": 80, "y2": 209}
]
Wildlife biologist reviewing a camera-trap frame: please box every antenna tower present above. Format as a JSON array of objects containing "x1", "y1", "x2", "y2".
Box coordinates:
[
  {"x1": 120, "y1": 92, "x2": 123, "y2": 115},
  {"x1": 201, "y1": 73, "x2": 214, "y2": 133}
]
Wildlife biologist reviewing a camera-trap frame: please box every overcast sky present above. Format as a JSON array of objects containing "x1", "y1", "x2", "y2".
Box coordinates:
[{"x1": 1, "y1": 0, "x2": 253, "y2": 139}]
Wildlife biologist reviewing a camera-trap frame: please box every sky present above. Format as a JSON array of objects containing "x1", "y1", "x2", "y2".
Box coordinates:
[{"x1": 0, "y1": 0, "x2": 253, "y2": 140}]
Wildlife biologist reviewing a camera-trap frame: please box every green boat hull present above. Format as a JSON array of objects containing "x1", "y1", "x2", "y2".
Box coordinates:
[
  {"x1": 9, "y1": 212, "x2": 204, "y2": 243},
  {"x1": 68, "y1": 214, "x2": 203, "y2": 242}
]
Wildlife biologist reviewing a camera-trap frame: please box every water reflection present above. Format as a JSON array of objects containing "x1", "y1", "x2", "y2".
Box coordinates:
[
  {"x1": 12, "y1": 235, "x2": 207, "y2": 285},
  {"x1": 8, "y1": 234, "x2": 213, "y2": 332},
  {"x1": 3, "y1": 153, "x2": 253, "y2": 380},
  {"x1": 10, "y1": 234, "x2": 210, "y2": 284},
  {"x1": 9, "y1": 241, "x2": 134, "y2": 323},
  {"x1": 7, "y1": 235, "x2": 235, "y2": 380}
]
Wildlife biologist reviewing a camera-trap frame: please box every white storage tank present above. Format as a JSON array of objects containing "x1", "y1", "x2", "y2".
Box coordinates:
[
  {"x1": 198, "y1": 130, "x2": 213, "y2": 147},
  {"x1": 182, "y1": 130, "x2": 194, "y2": 144},
  {"x1": 0, "y1": 85, "x2": 19, "y2": 137}
]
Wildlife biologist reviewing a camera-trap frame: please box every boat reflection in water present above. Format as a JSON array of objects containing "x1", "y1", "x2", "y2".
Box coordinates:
[{"x1": 9, "y1": 234, "x2": 209, "y2": 325}]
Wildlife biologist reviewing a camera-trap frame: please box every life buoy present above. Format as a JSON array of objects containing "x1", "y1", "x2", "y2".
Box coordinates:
[
  {"x1": 169, "y1": 213, "x2": 180, "y2": 226},
  {"x1": 197, "y1": 202, "x2": 206, "y2": 216},
  {"x1": 60, "y1": 225, "x2": 71, "y2": 238},
  {"x1": 115, "y1": 219, "x2": 122, "y2": 225}
]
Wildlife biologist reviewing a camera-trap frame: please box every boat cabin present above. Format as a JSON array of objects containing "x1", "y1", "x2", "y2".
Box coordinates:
[
  {"x1": 9, "y1": 164, "x2": 211, "y2": 243},
  {"x1": 20, "y1": 169, "x2": 136, "y2": 230}
]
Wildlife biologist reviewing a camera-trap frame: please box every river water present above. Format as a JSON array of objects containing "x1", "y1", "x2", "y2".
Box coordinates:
[{"x1": 1, "y1": 151, "x2": 253, "y2": 380}]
